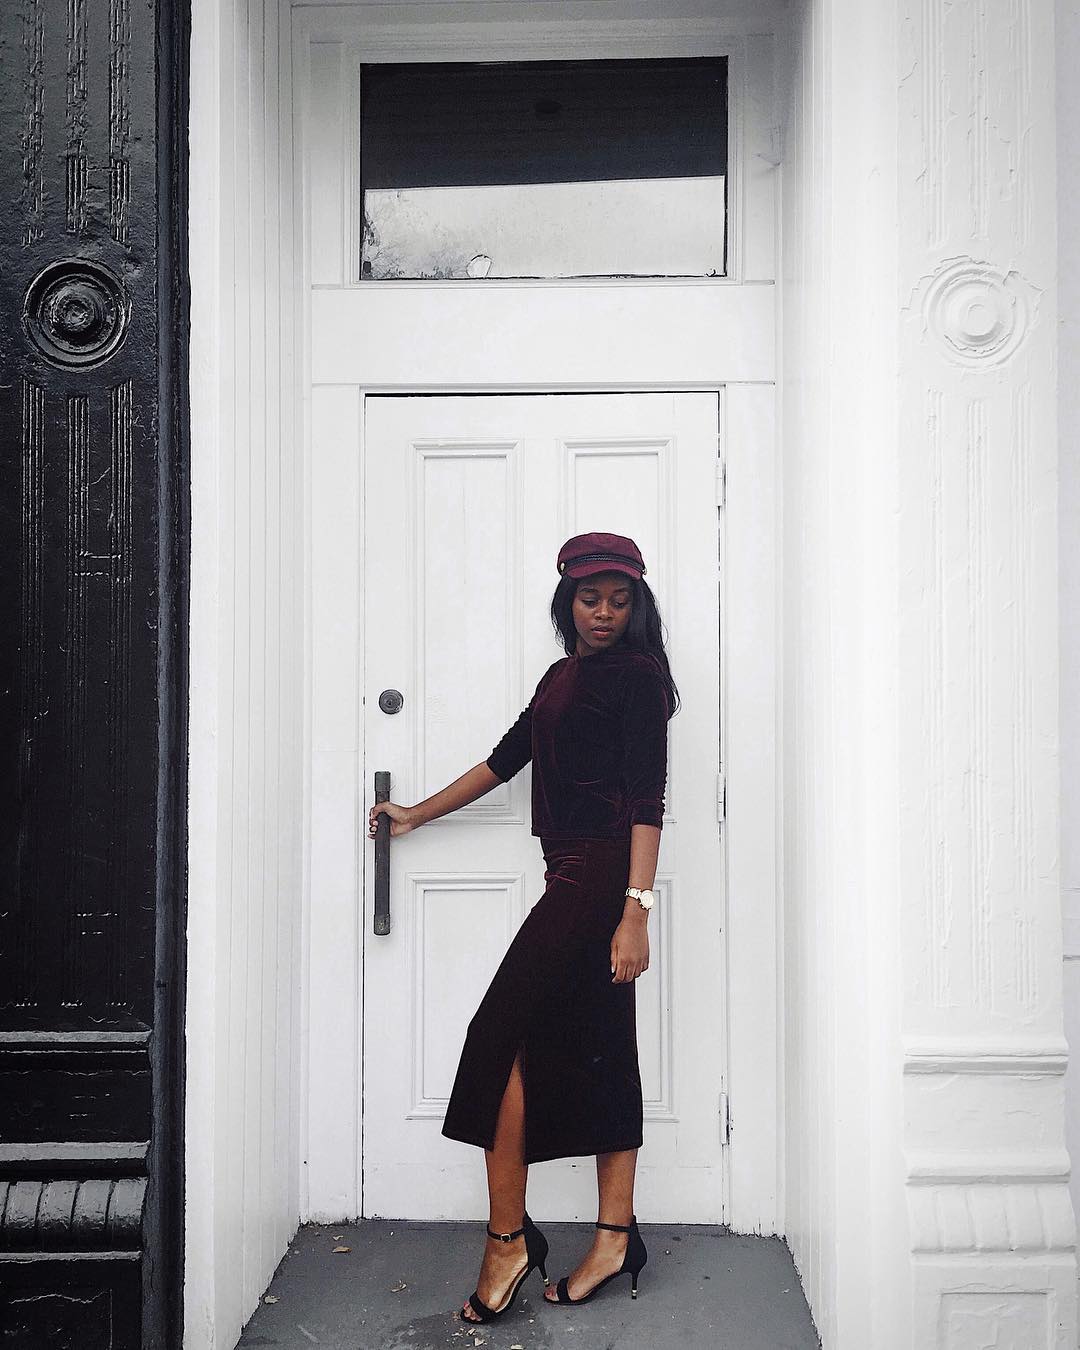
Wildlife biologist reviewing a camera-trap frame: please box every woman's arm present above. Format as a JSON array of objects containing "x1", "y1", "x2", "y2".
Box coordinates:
[
  {"x1": 368, "y1": 659, "x2": 563, "y2": 839},
  {"x1": 610, "y1": 822, "x2": 658, "y2": 983},
  {"x1": 367, "y1": 760, "x2": 502, "y2": 838},
  {"x1": 611, "y1": 661, "x2": 670, "y2": 983},
  {"x1": 368, "y1": 661, "x2": 560, "y2": 838},
  {"x1": 626, "y1": 821, "x2": 660, "y2": 906}
]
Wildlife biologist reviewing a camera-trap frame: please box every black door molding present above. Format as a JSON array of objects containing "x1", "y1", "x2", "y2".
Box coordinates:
[{"x1": 0, "y1": 0, "x2": 191, "y2": 1345}]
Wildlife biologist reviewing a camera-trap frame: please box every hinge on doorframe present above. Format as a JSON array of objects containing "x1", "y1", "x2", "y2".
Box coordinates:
[
  {"x1": 715, "y1": 438, "x2": 726, "y2": 508},
  {"x1": 719, "y1": 1091, "x2": 731, "y2": 1144},
  {"x1": 755, "y1": 125, "x2": 783, "y2": 169},
  {"x1": 716, "y1": 770, "x2": 726, "y2": 825}
]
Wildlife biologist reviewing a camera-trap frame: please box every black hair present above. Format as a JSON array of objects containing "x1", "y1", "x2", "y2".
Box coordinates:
[{"x1": 550, "y1": 571, "x2": 681, "y2": 717}]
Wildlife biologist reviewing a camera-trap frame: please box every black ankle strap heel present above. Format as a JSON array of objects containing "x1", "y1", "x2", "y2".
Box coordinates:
[
  {"x1": 460, "y1": 1212, "x2": 550, "y2": 1325},
  {"x1": 550, "y1": 1214, "x2": 648, "y2": 1305}
]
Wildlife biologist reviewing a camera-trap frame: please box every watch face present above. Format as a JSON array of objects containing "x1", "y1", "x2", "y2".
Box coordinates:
[{"x1": 639, "y1": 890, "x2": 655, "y2": 909}]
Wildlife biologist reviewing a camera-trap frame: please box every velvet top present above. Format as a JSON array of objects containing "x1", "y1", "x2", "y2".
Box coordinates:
[{"x1": 485, "y1": 642, "x2": 671, "y2": 841}]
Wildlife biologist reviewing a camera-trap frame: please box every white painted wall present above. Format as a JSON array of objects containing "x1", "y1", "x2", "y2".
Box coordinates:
[
  {"x1": 777, "y1": 3, "x2": 907, "y2": 1345},
  {"x1": 185, "y1": 1, "x2": 304, "y2": 1346},
  {"x1": 177, "y1": 2, "x2": 1076, "y2": 1346},
  {"x1": 780, "y1": 2, "x2": 1074, "y2": 1347},
  {"x1": 1057, "y1": 0, "x2": 1080, "y2": 1272}
]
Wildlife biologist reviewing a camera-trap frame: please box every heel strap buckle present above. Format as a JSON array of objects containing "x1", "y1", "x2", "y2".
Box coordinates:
[{"x1": 486, "y1": 1223, "x2": 525, "y2": 1242}]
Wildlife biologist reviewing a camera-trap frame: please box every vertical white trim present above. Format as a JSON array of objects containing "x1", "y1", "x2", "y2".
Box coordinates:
[
  {"x1": 723, "y1": 383, "x2": 780, "y2": 1234},
  {"x1": 293, "y1": 0, "x2": 314, "y2": 1229},
  {"x1": 185, "y1": 0, "x2": 305, "y2": 1343},
  {"x1": 185, "y1": 0, "x2": 223, "y2": 1341}
]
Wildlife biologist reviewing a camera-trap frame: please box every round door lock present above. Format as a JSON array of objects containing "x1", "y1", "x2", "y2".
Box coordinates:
[{"x1": 378, "y1": 688, "x2": 404, "y2": 715}]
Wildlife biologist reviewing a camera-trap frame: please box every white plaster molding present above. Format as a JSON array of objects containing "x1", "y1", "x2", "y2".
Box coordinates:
[
  {"x1": 904, "y1": 1040, "x2": 1070, "y2": 1076},
  {"x1": 906, "y1": 1152, "x2": 1072, "y2": 1185},
  {"x1": 909, "y1": 1180, "x2": 1075, "y2": 1253},
  {"x1": 1061, "y1": 897, "x2": 1080, "y2": 959},
  {"x1": 300, "y1": 5, "x2": 789, "y2": 50},
  {"x1": 912, "y1": 256, "x2": 1040, "y2": 368},
  {"x1": 913, "y1": 1271, "x2": 1074, "y2": 1350}
]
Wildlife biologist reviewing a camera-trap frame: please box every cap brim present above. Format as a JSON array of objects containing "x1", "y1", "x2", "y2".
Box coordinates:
[{"x1": 565, "y1": 561, "x2": 643, "y2": 580}]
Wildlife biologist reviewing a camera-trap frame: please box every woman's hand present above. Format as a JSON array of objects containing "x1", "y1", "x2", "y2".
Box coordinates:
[
  {"x1": 368, "y1": 800, "x2": 420, "y2": 839},
  {"x1": 610, "y1": 911, "x2": 650, "y2": 983}
]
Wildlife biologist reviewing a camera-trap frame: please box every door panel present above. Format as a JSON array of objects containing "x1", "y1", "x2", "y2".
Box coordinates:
[{"x1": 361, "y1": 393, "x2": 724, "y2": 1222}]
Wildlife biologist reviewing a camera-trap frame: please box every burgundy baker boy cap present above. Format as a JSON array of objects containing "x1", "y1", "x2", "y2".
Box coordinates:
[{"x1": 557, "y1": 531, "x2": 647, "y2": 580}]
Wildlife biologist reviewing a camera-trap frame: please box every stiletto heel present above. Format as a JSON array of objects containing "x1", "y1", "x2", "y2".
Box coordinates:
[
  {"x1": 459, "y1": 1211, "x2": 550, "y2": 1324},
  {"x1": 548, "y1": 1215, "x2": 648, "y2": 1306}
]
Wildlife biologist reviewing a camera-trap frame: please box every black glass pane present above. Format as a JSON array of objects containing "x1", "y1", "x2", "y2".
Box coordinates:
[{"x1": 360, "y1": 58, "x2": 728, "y2": 280}]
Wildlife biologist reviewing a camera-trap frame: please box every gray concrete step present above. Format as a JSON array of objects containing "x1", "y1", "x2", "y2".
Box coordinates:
[{"x1": 237, "y1": 1220, "x2": 820, "y2": 1350}]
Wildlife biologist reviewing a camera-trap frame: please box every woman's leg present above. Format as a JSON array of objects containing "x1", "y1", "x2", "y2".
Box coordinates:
[
  {"x1": 543, "y1": 1147, "x2": 638, "y2": 1302},
  {"x1": 460, "y1": 1048, "x2": 532, "y2": 1322}
]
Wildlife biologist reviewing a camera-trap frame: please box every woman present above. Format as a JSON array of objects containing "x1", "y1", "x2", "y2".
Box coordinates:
[{"x1": 367, "y1": 530, "x2": 678, "y2": 1325}]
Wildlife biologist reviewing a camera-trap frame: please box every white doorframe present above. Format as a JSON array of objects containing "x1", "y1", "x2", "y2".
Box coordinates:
[
  {"x1": 295, "y1": 2, "x2": 781, "y2": 1236},
  {"x1": 306, "y1": 376, "x2": 777, "y2": 1232}
]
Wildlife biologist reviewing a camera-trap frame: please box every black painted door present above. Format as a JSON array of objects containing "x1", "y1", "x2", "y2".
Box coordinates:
[{"x1": 0, "y1": 1, "x2": 188, "y2": 1346}]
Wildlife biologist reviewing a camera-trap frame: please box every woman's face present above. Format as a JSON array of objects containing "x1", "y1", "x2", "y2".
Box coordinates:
[{"x1": 572, "y1": 572, "x2": 633, "y2": 655}]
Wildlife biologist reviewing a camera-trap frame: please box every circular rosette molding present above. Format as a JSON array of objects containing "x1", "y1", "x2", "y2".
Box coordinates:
[
  {"x1": 23, "y1": 259, "x2": 130, "y2": 369},
  {"x1": 922, "y1": 259, "x2": 1034, "y2": 367}
]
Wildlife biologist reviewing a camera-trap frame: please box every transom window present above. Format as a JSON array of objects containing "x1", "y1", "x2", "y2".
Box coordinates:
[{"x1": 359, "y1": 57, "x2": 728, "y2": 281}]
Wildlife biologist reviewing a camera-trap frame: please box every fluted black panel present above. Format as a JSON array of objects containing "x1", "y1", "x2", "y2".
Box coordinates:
[{"x1": 0, "y1": 0, "x2": 188, "y2": 1345}]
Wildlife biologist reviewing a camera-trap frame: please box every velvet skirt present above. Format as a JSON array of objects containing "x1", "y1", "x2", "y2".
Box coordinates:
[{"x1": 441, "y1": 835, "x2": 644, "y2": 1165}]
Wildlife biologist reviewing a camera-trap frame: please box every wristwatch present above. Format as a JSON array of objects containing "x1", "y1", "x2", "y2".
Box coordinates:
[{"x1": 625, "y1": 886, "x2": 655, "y2": 912}]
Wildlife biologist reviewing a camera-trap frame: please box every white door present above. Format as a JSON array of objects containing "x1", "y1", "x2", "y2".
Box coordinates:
[{"x1": 361, "y1": 392, "x2": 724, "y2": 1222}]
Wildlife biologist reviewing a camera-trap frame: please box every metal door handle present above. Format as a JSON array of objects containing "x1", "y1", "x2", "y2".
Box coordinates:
[{"x1": 373, "y1": 770, "x2": 391, "y2": 935}]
